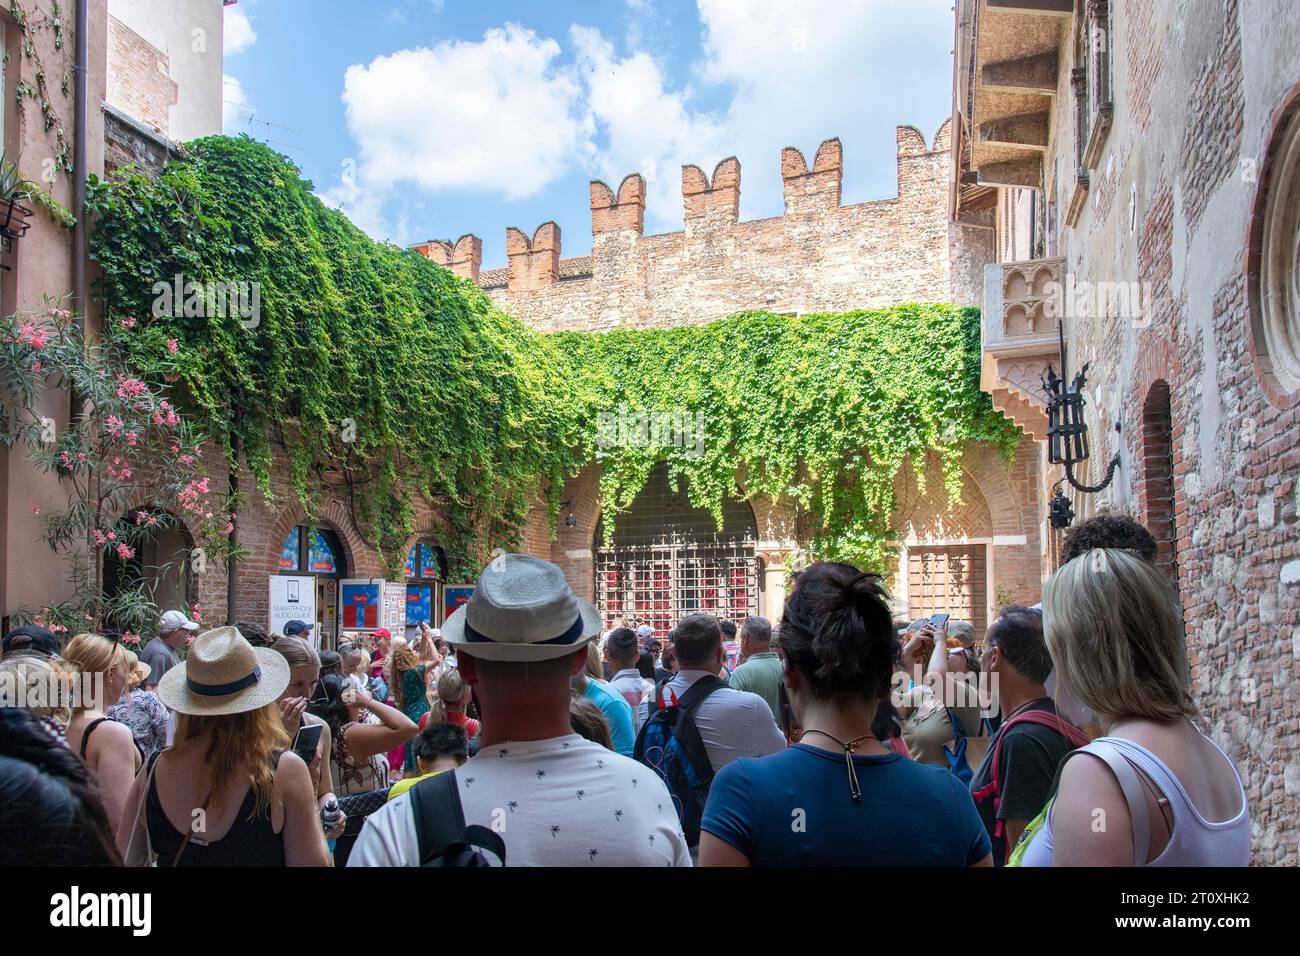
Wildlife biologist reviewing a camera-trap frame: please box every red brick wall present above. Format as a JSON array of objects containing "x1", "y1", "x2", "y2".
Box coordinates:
[{"x1": 106, "y1": 15, "x2": 176, "y2": 136}]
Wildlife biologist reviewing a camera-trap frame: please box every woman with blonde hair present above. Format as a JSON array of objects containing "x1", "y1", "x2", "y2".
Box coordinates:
[
  {"x1": 271, "y1": 636, "x2": 345, "y2": 843},
  {"x1": 390, "y1": 623, "x2": 440, "y2": 773},
  {"x1": 63, "y1": 633, "x2": 143, "y2": 840},
  {"x1": 117, "y1": 626, "x2": 330, "y2": 866},
  {"x1": 1018, "y1": 548, "x2": 1249, "y2": 866},
  {"x1": 421, "y1": 666, "x2": 480, "y2": 738}
]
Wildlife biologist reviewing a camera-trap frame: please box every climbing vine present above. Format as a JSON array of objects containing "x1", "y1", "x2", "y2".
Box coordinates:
[
  {"x1": 557, "y1": 306, "x2": 1019, "y2": 572},
  {"x1": 8, "y1": 0, "x2": 73, "y2": 181},
  {"x1": 85, "y1": 136, "x2": 1020, "y2": 580}
]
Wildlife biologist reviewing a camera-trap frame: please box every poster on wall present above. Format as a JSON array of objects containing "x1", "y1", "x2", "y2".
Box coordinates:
[
  {"x1": 406, "y1": 585, "x2": 433, "y2": 628},
  {"x1": 269, "y1": 575, "x2": 317, "y2": 648},
  {"x1": 441, "y1": 585, "x2": 475, "y2": 626},
  {"x1": 382, "y1": 582, "x2": 406, "y2": 634},
  {"x1": 339, "y1": 579, "x2": 383, "y2": 630}
]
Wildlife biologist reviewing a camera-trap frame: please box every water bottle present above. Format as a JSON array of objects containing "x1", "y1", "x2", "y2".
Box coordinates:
[{"x1": 321, "y1": 796, "x2": 341, "y2": 833}]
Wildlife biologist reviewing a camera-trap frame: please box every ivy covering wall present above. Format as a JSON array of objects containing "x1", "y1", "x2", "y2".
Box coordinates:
[{"x1": 86, "y1": 136, "x2": 1020, "y2": 577}]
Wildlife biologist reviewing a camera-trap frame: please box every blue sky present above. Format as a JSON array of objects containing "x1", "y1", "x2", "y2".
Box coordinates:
[{"x1": 222, "y1": 0, "x2": 957, "y2": 267}]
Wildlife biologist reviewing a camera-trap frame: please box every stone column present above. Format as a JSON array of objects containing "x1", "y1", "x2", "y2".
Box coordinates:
[{"x1": 756, "y1": 544, "x2": 796, "y2": 625}]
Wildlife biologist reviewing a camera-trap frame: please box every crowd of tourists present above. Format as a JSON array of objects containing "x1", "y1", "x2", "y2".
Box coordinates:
[{"x1": 0, "y1": 513, "x2": 1250, "y2": 867}]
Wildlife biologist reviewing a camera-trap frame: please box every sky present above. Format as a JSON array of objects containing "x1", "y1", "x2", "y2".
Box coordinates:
[{"x1": 221, "y1": 0, "x2": 957, "y2": 268}]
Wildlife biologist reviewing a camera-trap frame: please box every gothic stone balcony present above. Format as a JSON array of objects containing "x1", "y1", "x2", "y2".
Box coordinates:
[{"x1": 981, "y1": 257, "x2": 1064, "y2": 440}]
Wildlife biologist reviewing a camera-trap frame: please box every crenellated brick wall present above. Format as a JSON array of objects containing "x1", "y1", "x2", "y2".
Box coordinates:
[{"x1": 413, "y1": 121, "x2": 990, "y2": 329}]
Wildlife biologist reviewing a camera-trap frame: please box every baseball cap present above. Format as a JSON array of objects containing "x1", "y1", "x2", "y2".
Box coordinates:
[
  {"x1": 635, "y1": 624, "x2": 654, "y2": 641},
  {"x1": 283, "y1": 620, "x2": 312, "y2": 637},
  {"x1": 2, "y1": 625, "x2": 60, "y2": 659},
  {"x1": 373, "y1": 627, "x2": 391, "y2": 641},
  {"x1": 159, "y1": 609, "x2": 200, "y2": 633}
]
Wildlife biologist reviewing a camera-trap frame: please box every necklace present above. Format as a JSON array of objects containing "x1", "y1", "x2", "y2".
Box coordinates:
[{"x1": 800, "y1": 729, "x2": 878, "y2": 803}]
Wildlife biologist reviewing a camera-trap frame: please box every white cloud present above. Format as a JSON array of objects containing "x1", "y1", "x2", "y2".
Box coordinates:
[
  {"x1": 222, "y1": 74, "x2": 250, "y2": 134},
  {"x1": 574, "y1": 0, "x2": 954, "y2": 230},
  {"x1": 571, "y1": 25, "x2": 727, "y2": 231},
  {"x1": 338, "y1": 24, "x2": 591, "y2": 203},
  {"x1": 224, "y1": 4, "x2": 257, "y2": 56}
]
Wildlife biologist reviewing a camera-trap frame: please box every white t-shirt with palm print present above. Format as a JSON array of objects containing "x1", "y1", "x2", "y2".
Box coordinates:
[{"x1": 349, "y1": 733, "x2": 692, "y2": 867}]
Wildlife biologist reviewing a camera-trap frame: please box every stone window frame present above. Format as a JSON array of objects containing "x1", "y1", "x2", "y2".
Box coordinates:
[
  {"x1": 1066, "y1": 0, "x2": 1114, "y2": 225},
  {"x1": 1246, "y1": 81, "x2": 1300, "y2": 409}
]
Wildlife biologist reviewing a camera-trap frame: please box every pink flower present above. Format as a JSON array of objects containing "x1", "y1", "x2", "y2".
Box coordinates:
[
  {"x1": 106, "y1": 531, "x2": 116, "y2": 541},
  {"x1": 120, "y1": 316, "x2": 137, "y2": 329},
  {"x1": 166, "y1": 339, "x2": 179, "y2": 354},
  {"x1": 29, "y1": 501, "x2": 40, "y2": 515},
  {"x1": 147, "y1": 515, "x2": 158, "y2": 527},
  {"x1": 30, "y1": 361, "x2": 42, "y2": 373},
  {"x1": 105, "y1": 415, "x2": 125, "y2": 437},
  {"x1": 92, "y1": 529, "x2": 106, "y2": 546},
  {"x1": 116, "y1": 543, "x2": 135, "y2": 560}
]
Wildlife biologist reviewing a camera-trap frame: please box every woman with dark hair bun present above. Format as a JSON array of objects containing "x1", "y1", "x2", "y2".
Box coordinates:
[
  {"x1": 698, "y1": 561, "x2": 993, "y2": 867},
  {"x1": 0, "y1": 708, "x2": 122, "y2": 866}
]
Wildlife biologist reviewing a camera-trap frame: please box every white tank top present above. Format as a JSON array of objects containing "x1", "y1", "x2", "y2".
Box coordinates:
[{"x1": 1020, "y1": 733, "x2": 1249, "y2": 866}]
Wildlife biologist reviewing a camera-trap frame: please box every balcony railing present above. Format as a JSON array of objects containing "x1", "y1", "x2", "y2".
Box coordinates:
[{"x1": 980, "y1": 257, "x2": 1065, "y2": 440}]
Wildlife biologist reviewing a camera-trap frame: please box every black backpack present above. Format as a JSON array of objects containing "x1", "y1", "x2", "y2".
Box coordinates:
[
  {"x1": 408, "y1": 770, "x2": 506, "y2": 866},
  {"x1": 633, "y1": 675, "x2": 724, "y2": 847}
]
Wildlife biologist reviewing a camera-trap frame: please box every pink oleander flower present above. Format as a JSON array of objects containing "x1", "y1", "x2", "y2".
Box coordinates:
[
  {"x1": 147, "y1": 515, "x2": 158, "y2": 527},
  {"x1": 30, "y1": 361, "x2": 43, "y2": 373},
  {"x1": 116, "y1": 543, "x2": 135, "y2": 560},
  {"x1": 126, "y1": 431, "x2": 139, "y2": 448},
  {"x1": 167, "y1": 339, "x2": 179, "y2": 354},
  {"x1": 105, "y1": 416, "x2": 125, "y2": 437},
  {"x1": 106, "y1": 531, "x2": 116, "y2": 541},
  {"x1": 92, "y1": 529, "x2": 106, "y2": 546},
  {"x1": 120, "y1": 316, "x2": 137, "y2": 330},
  {"x1": 115, "y1": 374, "x2": 147, "y2": 399}
]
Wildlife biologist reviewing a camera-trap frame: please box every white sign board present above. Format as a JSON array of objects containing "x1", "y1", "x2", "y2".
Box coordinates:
[
  {"x1": 269, "y1": 575, "x2": 317, "y2": 647},
  {"x1": 382, "y1": 582, "x2": 406, "y2": 634}
]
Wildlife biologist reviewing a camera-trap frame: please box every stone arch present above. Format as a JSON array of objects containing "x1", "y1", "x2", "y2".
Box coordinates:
[{"x1": 269, "y1": 498, "x2": 367, "y2": 579}]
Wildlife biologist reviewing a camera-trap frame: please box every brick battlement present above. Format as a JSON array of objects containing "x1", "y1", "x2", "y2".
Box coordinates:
[{"x1": 412, "y1": 120, "x2": 984, "y2": 331}]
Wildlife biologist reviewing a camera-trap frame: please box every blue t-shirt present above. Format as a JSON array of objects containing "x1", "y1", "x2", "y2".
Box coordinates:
[
  {"x1": 583, "y1": 679, "x2": 637, "y2": 757},
  {"x1": 701, "y1": 744, "x2": 991, "y2": 866}
]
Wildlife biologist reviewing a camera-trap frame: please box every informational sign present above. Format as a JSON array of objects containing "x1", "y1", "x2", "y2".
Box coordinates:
[
  {"x1": 442, "y1": 585, "x2": 475, "y2": 625},
  {"x1": 382, "y1": 582, "x2": 406, "y2": 634},
  {"x1": 406, "y1": 585, "x2": 433, "y2": 627},
  {"x1": 340, "y1": 579, "x2": 383, "y2": 630},
  {"x1": 269, "y1": 575, "x2": 316, "y2": 646}
]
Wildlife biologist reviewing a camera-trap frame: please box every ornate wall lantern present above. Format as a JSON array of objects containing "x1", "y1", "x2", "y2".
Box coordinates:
[{"x1": 1041, "y1": 321, "x2": 1119, "y2": 528}]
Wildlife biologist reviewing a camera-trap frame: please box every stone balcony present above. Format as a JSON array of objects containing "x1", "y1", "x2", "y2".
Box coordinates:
[{"x1": 981, "y1": 256, "x2": 1064, "y2": 440}]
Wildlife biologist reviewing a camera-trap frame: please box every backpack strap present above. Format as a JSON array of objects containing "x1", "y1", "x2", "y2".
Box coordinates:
[
  {"x1": 409, "y1": 770, "x2": 505, "y2": 866},
  {"x1": 674, "y1": 674, "x2": 725, "y2": 713},
  {"x1": 972, "y1": 709, "x2": 1090, "y2": 837}
]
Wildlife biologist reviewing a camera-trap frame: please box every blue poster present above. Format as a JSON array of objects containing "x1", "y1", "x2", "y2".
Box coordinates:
[
  {"x1": 442, "y1": 585, "x2": 474, "y2": 625},
  {"x1": 340, "y1": 582, "x2": 380, "y2": 629},
  {"x1": 308, "y1": 530, "x2": 337, "y2": 574},
  {"x1": 279, "y1": 529, "x2": 299, "y2": 570},
  {"x1": 404, "y1": 545, "x2": 417, "y2": 578},
  {"x1": 406, "y1": 585, "x2": 432, "y2": 626}
]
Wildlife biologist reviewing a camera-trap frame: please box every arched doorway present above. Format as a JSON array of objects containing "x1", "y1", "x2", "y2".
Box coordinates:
[
  {"x1": 103, "y1": 507, "x2": 194, "y2": 634},
  {"x1": 594, "y1": 463, "x2": 760, "y2": 638},
  {"x1": 277, "y1": 523, "x2": 349, "y2": 646},
  {"x1": 1141, "y1": 380, "x2": 1180, "y2": 592}
]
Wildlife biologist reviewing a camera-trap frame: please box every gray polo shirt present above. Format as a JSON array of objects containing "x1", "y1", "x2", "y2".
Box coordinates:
[{"x1": 140, "y1": 637, "x2": 179, "y2": 687}]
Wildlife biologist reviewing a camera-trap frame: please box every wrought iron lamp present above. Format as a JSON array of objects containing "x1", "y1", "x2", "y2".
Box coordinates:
[{"x1": 1042, "y1": 320, "x2": 1119, "y2": 528}]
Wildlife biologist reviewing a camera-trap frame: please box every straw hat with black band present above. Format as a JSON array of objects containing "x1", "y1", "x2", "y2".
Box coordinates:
[
  {"x1": 156, "y1": 626, "x2": 289, "y2": 716},
  {"x1": 441, "y1": 554, "x2": 602, "y2": 662}
]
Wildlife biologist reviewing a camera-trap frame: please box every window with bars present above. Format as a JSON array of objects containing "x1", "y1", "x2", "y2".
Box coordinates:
[{"x1": 594, "y1": 463, "x2": 759, "y2": 638}]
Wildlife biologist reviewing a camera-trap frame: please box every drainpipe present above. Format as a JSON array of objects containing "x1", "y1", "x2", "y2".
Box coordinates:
[{"x1": 72, "y1": 0, "x2": 89, "y2": 330}]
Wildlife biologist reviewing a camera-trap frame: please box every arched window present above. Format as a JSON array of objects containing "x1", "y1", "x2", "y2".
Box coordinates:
[
  {"x1": 1141, "y1": 381, "x2": 1180, "y2": 590},
  {"x1": 278, "y1": 525, "x2": 347, "y2": 578},
  {"x1": 594, "y1": 462, "x2": 759, "y2": 638}
]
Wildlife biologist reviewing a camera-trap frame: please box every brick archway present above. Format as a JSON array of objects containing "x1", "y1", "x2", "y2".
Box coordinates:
[{"x1": 269, "y1": 498, "x2": 367, "y2": 579}]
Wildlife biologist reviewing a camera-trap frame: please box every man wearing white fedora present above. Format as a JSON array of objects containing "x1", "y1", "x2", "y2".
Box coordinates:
[{"x1": 350, "y1": 554, "x2": 690, "y2": 866}]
